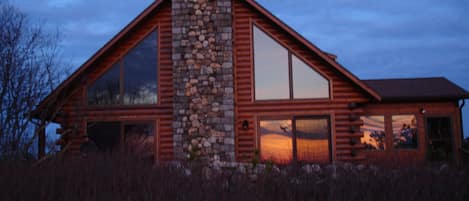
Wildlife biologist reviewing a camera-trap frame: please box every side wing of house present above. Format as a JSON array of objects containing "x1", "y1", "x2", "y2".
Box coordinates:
[
  {"x1": 233, "y1": 1, "x2": 376, "y2": 163},
  {"x1": 55, "y1": 1, "x2": 173, "y2": 161},
  {"x1": 360, "y1": 78, "x2": 469, "y2": 164}
]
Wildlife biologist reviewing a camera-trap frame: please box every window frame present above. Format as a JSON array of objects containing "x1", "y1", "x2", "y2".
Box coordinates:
[
  {"x1": 85, "y1": 27, "x2": 160, "y2": 107},
  {"x1": 391, "y1": 114, "x2": 419, "y2": 150},
  {"x1": 256, "y1": 115, "x2": 332, "y2": 164},
  {"x1": 360, "y1": 113, "x2": 420, "y2": 152},
  {"x1": 360, "y1": 115, "x2": 387, "y2": 151},
  {"x1": 251, "y1": 22, "x2": 331, "y2": 102},
  {"x1": 85, "y1": 120, "x2": 158, "y2": 161}
]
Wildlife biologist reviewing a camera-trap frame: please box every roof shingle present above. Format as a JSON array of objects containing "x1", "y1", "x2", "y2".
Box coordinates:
[{"x1": 363, "y1": 77, "x2": 469, "y2": 102}]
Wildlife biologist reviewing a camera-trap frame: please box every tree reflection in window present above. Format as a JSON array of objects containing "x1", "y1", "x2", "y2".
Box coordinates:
[
  {"x1": 87, "y1": 30, "x2": 157, "y2": 105},
  {"x1": 86, "y1": 122, "x2": 155, "y2": 160},
  {"x1": 124, "y1": 123, "x2": 155, "y2": 159},
  {"x1": 87, "y1": 64, "x2": 121, "y2": 105},
  {"x1": 360, "y1": 116, "x2": 386, "y2": 151},
  {"x1": 392, "y1": 115, "x2": 417, "y2": 149},
  {"x1": 124, "y1": 31, "x2": 157, "y2": 104}
]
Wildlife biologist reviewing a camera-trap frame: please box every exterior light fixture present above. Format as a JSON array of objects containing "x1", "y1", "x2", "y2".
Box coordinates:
[{"x1": 242, "y1": 120, "x2": 249, "y2": 130}]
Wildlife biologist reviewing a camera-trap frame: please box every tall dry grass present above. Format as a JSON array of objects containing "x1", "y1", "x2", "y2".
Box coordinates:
[{"x1": 0, "y1": 153, "x2": 468, "y2": 201}]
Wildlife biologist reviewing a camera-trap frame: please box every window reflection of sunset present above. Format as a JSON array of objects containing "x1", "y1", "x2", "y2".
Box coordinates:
[
  {"x1": 259, "y1": 118, "x2": 330, "y2": 163},
  {"x1": 260, "y1": 120, "x2": 292, "y2": 163},
  {"x1": 297, "y1": 139, "x2": 329, "y2": 162},
  {"x1": 360, "y1": 116, "x2": 386, "y2": 151},
  {"x1": 260, "y1": 133, "x2": 293, "y2": 163}
]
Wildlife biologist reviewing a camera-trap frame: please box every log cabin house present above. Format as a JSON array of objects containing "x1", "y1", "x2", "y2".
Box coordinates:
[{"x1": 33, "y1": 0, "x2": 469, "y2": 165}]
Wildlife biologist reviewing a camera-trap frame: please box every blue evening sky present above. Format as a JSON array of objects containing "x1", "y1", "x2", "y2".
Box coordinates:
[{"x1": 11, "y1": 0, "x2": 469, "y2": 137}]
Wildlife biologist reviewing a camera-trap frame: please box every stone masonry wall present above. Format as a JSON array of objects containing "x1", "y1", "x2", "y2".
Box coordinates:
[{"x1": 172, "y1": 0, "x2": 235, "y2": 162}]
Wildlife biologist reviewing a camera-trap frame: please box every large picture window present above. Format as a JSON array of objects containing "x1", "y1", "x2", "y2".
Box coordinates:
[
  {"x1": 87, "y1": 30, "x2": 158, "y2": 105},
  {"x1": 259, "y1": 116, "x2": 331, "y2": 164},
  {"x1": 253, "y1": 25, "x2": 330, "y2": 101}
]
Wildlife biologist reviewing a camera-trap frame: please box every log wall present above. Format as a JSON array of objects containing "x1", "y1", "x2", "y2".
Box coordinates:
[
  {"x1": 233, "y1": 1, "x2": 371, "y2": 162},
  {"x1": 56, "y1": 1, "x2": 173, "y2": 161}
]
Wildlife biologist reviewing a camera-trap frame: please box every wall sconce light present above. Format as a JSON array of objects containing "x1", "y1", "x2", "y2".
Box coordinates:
[
  {"x1": 242, "y1": 120, "x2": 249, "y2": 130},
  {"x1": 420, "y1": 108, "x2": 426, "y2": 114}
]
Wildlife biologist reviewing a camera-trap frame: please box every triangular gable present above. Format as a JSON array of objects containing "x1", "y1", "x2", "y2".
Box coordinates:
[
  {"x1": 34, "y1": 0, "x2": 381, "y2": 118},
  {"x1": 33, "y1": 0, "x2": 166, "y2": 115},
  {"x1": 244, "y1": 0, "x2": 381, "y2": 101}
]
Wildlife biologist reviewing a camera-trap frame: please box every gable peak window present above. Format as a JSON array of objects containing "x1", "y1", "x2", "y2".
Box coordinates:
[
  {"x1": 87, "y1": 29, "x2": 158, "y2": 105},
  {"x1": 253, "y1": 24, "x2": 330, "y2": 101}
]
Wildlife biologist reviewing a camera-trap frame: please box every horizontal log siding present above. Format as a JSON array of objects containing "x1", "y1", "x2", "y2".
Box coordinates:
[
  {"x1": 233, "y1": 1, "x2": 370, "y2": 162},
  {"x1": 57, "y1": 2, "x2": 173, "y2": 160}
]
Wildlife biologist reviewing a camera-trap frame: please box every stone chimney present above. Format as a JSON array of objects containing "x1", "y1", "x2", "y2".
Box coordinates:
[{"x1": 171, "y1": 0, "x2": 235, "y2": 162}]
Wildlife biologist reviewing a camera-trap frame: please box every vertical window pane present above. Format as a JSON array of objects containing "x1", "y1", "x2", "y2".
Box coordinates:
[
  {"x1": 392, "y1": 115, "x2": 417, "y2": 149},
  {"x1": 87, "y1": 64, "x2": 121, "y2": 105},
  {"x1": 259, "y1": 120, "x2": 292, "y2": 163},
  {"x1": 124, "y1": 123, "x2": 155, "y2": 159},
  {"x1": 124, "y1": 30, "x2": 158, "y2": 104},
  {"x1": 253, "y1": 25, "x2": 289, "y2": 100},
  {"x1": 360, "y1": 116, "x2": 386, "y2": 151},
  {"x1": 87, "y1": 122, "x2": 121, "y2": 152},
  {"x1": 292, "y1": 55, "x2": 329, "y2": 99},
  {"x1": 295, "y1": 118, "x2": 330, "y2": 162}
]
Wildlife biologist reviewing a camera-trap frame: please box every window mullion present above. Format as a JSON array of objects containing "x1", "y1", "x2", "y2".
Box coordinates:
[
  {"x1": 119, "y1": 60, "x2": 124, "y2": 104},
  {"x1": 292, "y1": 116, "x2": 298, "y2": 162}
]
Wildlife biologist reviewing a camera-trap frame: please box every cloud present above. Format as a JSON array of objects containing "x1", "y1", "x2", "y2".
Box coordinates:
[
  {"x1": 11, "y1": 0, "x2": 154, "y2": 66},
  {"x1": 11, "y1": 0, "x2": 469, "y2": 136}
]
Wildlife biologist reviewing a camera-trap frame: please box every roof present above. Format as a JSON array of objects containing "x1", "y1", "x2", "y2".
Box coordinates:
[{"x1": 363, "y1": 77, "x2": 469, "y2": 102}]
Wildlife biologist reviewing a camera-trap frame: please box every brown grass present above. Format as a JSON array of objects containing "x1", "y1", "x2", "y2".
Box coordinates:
[{"x1": 0, "y1": 154, "x2": 468, "y2": 201}]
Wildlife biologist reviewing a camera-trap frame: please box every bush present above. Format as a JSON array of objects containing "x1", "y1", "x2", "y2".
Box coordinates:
[{"x1": 0, "y1": 155, "x2": 468, "y2": 201}]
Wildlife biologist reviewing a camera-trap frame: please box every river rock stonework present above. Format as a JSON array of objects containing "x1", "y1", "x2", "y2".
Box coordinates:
[{"x1": 172, "y1": 0, "x2": 235, "y2": 162}]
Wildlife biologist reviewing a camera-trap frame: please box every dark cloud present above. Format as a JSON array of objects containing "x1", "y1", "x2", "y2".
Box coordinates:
[
  {"x1": 11, "y1": 0, "x2": 154, "y2": 66},
  {"x1": 11, "y1": 0, "x2": 469, "y2": 136}
]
